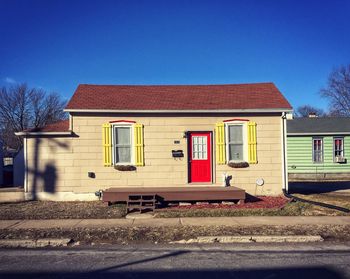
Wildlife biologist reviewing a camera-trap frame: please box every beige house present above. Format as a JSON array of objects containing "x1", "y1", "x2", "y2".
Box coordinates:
[{"x1": 17, "y1": 83, "x2": 292, "y2": 201}]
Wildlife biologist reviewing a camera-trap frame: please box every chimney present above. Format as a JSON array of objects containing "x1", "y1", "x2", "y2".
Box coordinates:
[{"x1": 308, "y1": 112, "x2": 318, "y2": 118}]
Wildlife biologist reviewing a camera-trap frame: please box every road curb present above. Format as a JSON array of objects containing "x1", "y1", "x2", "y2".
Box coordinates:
[
  {"x1": 1, "y1": 216, "x2": 350, "y2": 229},
  {"x1": 171, "y1": 235, "x2": 324, "y2": 244},
  {"x1": 0, "y1": 238, "x2": 72, "y2": 248}
]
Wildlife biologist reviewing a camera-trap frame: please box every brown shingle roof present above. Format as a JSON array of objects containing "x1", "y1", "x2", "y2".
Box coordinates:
[
  {"x1": 65, "y1": 83, "x2": 292, "y2": 111},
  {"x1": 24, "y1": 120, "x2": 70, "y2": 133}
]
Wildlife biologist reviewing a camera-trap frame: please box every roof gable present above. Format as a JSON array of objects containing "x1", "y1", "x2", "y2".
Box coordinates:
[{"x1": 65, "y1": 83, "x2": 292, "y2": 112}]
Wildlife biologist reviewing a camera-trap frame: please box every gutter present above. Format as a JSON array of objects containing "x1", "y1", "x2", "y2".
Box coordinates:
[
  {"x1": 64, "y1": 108, "x2": 293, "y2": 114},
  {"x1": 15, "y1": 131, "x2": 73, "y2": 136},
  {"x1": 288, "y1": 132, "x2": 350, "y2": 136}
]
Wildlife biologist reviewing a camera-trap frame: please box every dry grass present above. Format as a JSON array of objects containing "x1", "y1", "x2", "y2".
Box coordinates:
[
  {"x1": 155, "y1": 201, "x2": 306, "y2": 218},
  {"x1": 1, "y1": 195, "x2": 349, "y2": 244},
  {"x1": 293, "y1": 192, "x2": 350, "y2": 210},
  {"x1": 156, "y1": 200, "x2": 350, "y2": 218},
  {"x1": 0, "y1": 192, "x2": 349, "y2": 220},
  {"x1": 0, "y1": 201, "x2": 126, "y2": 219},
  {"x1": 1, "y1": 224, "x2": 349, "y2": 244}
]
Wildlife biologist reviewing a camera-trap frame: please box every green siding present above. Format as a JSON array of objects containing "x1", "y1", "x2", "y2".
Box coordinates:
[{"x1": 287, "y1": 136, "x2": 350, "y2": 173}]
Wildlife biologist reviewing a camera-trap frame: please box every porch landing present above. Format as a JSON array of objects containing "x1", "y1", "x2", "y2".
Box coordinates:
[{"x1": 102, "y1": 186, "x2": 246, "y2": 203}]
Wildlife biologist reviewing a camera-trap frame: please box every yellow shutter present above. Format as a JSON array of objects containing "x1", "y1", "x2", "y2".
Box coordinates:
[
  {"x1": 215, "y1": 122, "x2": 226, "y2": 164},
  {"x1": 247, "y1": 121, "x2": 257, "y2": 164},
  {"x1": 102, "y1": 123, "x2": 112, "y2": 166},
  {"x1": 134, "y1": 123, "x2": 144, "y2": 166}
]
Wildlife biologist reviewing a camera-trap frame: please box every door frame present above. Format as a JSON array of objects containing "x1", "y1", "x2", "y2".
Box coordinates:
[{"x1": 187, "y1": 131, "x2": 213, "y2": 184}]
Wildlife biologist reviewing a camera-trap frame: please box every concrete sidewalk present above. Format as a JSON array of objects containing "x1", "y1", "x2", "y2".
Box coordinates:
[{"x1": 1, "y1": 216, "x2": 350, "y2": 230}]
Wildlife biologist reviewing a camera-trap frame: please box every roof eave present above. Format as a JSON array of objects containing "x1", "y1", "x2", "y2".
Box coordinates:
[
  {"x1": 64, "y1": 108, "x2": 293, "y2": 113},
  {"x1": 288, "y1": 132, "x2": 350, "y2": 136},
  {"x1": 15, "y1": 131, "x2": 73, "y2": 137}
]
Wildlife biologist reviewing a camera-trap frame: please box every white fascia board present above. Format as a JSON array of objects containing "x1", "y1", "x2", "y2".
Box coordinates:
[
  {"x1": 64, "y1": 108, "x2": 293, "y2": 113},
  {"x1": 288, "y1": 132, "x2": 350, "y2": 136},
  {"x1": 15, "y1": 131, "x2": 72, "y2": 136}
]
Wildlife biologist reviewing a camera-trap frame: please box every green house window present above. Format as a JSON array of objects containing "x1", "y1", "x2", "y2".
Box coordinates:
[
  {"x1": 334, "y1": 137, "x2": 344, "y2": 162},
  {"x1": 312, "y1": 138, "x2": 323, "y2": 163}
]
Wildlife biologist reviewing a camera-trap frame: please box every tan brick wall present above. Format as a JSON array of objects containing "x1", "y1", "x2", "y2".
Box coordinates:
[{"x1": 25, "y1": 114, "x2": 284, "y2": 197}]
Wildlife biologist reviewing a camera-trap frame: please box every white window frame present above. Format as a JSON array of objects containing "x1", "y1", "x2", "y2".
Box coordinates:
[
  {"x1": 333, "y1": 137, "x2": 344, "y2": 162},
  {"x1": 312, "y1": 137, "x2": 323, "y2": 164},
  {"x1": 192, "y1": 135, "x2": 208, "y2": 160},
  {"x1": 112, "y1": 123, "x2": 134, "y2": 165},
  {"x1": 225, "y1": 122, "x2": 248, "y2": 162}
]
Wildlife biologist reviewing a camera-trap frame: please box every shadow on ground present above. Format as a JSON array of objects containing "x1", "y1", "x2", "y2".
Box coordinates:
[
  {"x1": 0, "y1": 249, "x2": 348, "y2": 279},
  {"x1": 289, "y1": 181, "x2": 350, "y2": 194},
  {"x1": 0, "y1": 267, "x2": 345, "y2": 279}
]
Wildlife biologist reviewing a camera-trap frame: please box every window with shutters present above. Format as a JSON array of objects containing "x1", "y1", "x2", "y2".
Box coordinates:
[
  {"x1": 226, "y1": 123, "x2": 247, "y2": 162},
  {"x1": 103, "y1": 121, "x2": 144, "y2": 167},
  {"x1": 215, "y1": 120, "x2": 257, "y2": 165},
  {"x1": 113, "y1": 125, "x2": 133, "y2": 164}
]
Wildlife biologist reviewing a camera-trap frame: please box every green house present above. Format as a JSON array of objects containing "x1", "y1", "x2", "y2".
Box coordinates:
[{"x1": 287, "y1": 117, "x2": 350, "y2": 181}]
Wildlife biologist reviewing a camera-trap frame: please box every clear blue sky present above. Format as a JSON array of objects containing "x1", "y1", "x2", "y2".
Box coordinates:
[{"x1": 1, "y1": 0, "x2": 349, "y2": 110}]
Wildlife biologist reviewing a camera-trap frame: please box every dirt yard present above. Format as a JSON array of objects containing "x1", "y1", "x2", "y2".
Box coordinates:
[
  {"x1": 0, "y1": 201, "x2": 126, "y2": 219},
  {"x1": 155, "y1": 194, "x2": 350, "y2": 217},
  {"x1": 0, "y1": 194, "x2": 349, "y2": 219},
  {"x1": 293, "y1": 192, "x2": 350, "y2": 210},
  {"x1": 1, "y1": 224, "x2": 349, "y2": 244},
  {"x1": 155, "y1": 202, "x2": 349, "y2": 218},
  {"x1": 1, "y1": 195, "x2": 349, "y2": 244}
]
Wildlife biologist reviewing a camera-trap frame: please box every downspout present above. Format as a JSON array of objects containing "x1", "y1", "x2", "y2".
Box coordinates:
[
  {"x1": 23, "y1": 137, "x2": 28, "y2": 193},
  {"x1": 281, "y1": 112, "x2": 288, "y2": 193}
]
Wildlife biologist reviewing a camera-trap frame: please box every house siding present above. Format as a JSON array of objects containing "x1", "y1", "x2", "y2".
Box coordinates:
[
  {"x1": 287, "y1": 136, "x2": 350, "y2": 175},
  {"x1": 25, "y1": 114, "x2": 284, "y2": 200},
  {"x1": 13, "y1": 148, "x2": 25, "y2": 187},
  {"x1": 0, "y1": 141, "x2": 3, "y2": 186}
]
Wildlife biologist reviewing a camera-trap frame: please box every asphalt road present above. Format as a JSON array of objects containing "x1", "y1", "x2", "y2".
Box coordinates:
[{"x1": 1, "y1": 242, "x2": 350, "y2": 279}]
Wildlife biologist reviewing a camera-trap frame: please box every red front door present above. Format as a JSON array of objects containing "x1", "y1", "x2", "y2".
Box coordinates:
[{"x1": 189, "y1": 132, "x2": 212, "y2": 183}]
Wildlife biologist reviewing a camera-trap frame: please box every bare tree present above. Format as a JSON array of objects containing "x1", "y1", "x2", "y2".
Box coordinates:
[
  {"x1": 29, "y1": 89, "x2": 67, "y2": 128},
  {"x1": 0, "y1": 83, "x2": 67, "y2": 150},
  {"x1": 295, "y1": 105, "x2": 326, "y2": 118},
  {"x1": 320, "y1": 64, "x2": 350, "y2": 116}
]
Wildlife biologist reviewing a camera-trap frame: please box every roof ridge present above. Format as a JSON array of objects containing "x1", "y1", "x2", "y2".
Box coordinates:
[{"x1": 77, "y1": 82, "x2": 275, "y2": 87}]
